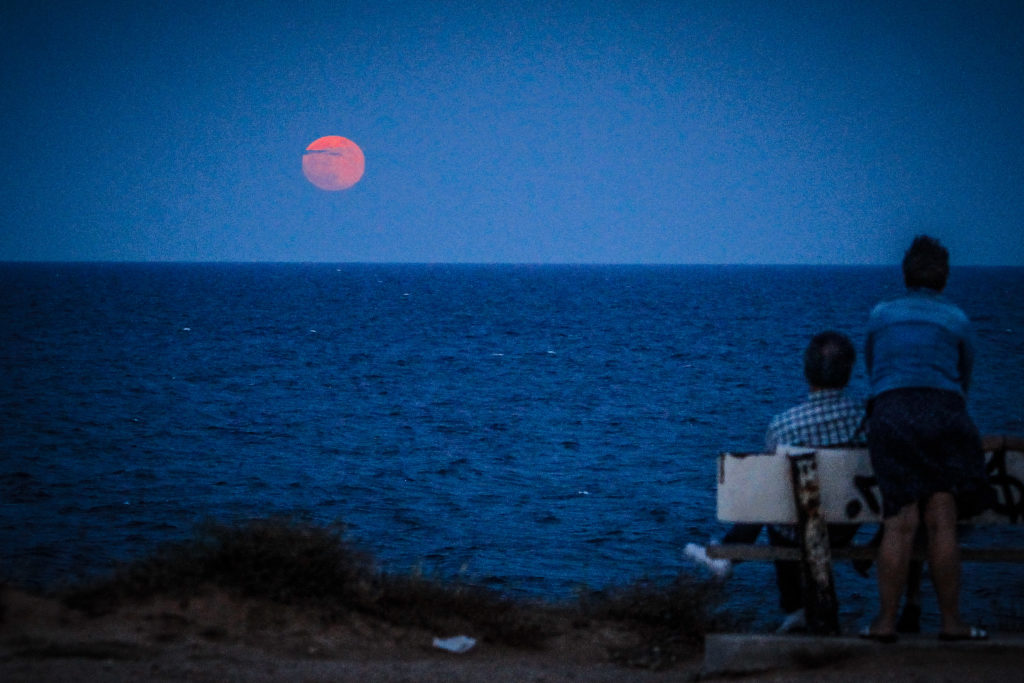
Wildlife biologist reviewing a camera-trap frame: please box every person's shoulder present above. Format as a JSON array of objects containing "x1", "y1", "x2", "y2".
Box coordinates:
[
  {"x1": 868, "y1": 294, "x2": 905, "y2": 321},
  {"x1": 767, "y1": 410, "x2": 786, "y2": 430},
  {"x1": 765, "y1": 407, "x2": 799, "y2": 450},
  {"x1": 834, "y1": 392, "x2": 865, "y2": 408},
  {"x1": 932, "y1": 294, "x2": 970, "y2": 323},
  {"x1": 870, "y1": 294, "x2": 899, "y2": 311},
  {"x1": 870, "y1": 291, "x2": 969, "y2": 326},
  {"x1": 811, "y1": 390, "x2": 864, "y2": 414},
  {"x1": 769, "y1": 399, "x2": 812, "y2": 426},
  {"x1": 915, "y1": 291, "x2": 971, "y2": 329},
  {"x1": 868, "y1": 300, "x2": 887, "y2": 318}
]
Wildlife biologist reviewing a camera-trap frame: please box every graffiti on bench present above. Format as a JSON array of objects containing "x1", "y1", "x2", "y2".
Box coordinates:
[{"x1": 985, "y1": 446, "x2": 1024, "y2": 523}]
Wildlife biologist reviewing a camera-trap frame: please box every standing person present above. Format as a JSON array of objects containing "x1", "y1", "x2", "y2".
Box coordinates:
[
  {"x1": 861, "y1": 235, "x2": 991, "y2": 642},
  {"x1": 687, "y1": 330, "x2": 868, "y2": 632}
]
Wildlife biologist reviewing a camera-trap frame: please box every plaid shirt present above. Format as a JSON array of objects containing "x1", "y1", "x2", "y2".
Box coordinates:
[
  {"x1": 765, "y1": 389, "x2": 867, "y2": 451},
  {"x1": 764, "y1": 389, "x2": 867, "y2": 544}
]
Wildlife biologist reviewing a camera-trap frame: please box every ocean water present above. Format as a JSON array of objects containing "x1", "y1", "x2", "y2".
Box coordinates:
[{"x1": 2, "y1": 263, "x2": 1022, "y2": 631}]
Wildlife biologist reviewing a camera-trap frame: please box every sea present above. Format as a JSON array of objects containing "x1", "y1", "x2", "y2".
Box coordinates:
[{"x1": 2, "y1": 262, "x2": 1022, "y2": 632}]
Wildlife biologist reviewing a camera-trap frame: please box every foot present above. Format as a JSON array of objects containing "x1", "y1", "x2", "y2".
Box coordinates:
[
  {"x1": 938, "y1": 625, "x2": 988, "y2": 641},
  {"x1": 684, "y1": 543, "x2": 732, "y2": 579},
  {"x1": 776, "y1": 608, "x2": 806, "y2": 634},
  {"x1": 858, "y1": 625, "x2": 898, "y2": 643}
]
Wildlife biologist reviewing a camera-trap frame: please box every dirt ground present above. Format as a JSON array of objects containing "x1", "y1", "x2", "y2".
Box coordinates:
[{"x1": 2, "y1": 587, "x2": 1020, "y2": 682}]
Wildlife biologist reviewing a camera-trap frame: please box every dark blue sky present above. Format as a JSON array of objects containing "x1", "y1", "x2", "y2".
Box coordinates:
[{"x1": 3, "y1": 1, "x2": 1022, "y2": 264}]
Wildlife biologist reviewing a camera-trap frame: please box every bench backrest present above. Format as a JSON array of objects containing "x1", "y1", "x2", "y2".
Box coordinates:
[{"x1": 716, "y1": 441, "x2": 1024, "y2": 525}]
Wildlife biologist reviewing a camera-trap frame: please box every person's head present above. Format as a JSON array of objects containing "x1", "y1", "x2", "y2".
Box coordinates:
[
  {"x1": 902, "y1": 235, "x2": 949, "y2": 291},
  {"x1": 804, "y1": 330, "x2": 856, "y2": 390}
]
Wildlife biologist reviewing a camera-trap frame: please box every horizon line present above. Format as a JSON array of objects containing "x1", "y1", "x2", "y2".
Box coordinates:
[{"x1": 2, "y1": 259, "x2": 1022, "y2": 268}]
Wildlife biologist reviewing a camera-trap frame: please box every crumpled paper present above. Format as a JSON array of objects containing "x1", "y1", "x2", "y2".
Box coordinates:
[{"x1": 432, "y1": 635, "x2": 477, "y2": 653}]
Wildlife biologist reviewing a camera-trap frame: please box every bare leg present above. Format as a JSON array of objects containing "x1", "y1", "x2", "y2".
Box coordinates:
[
  {"x1": 924, "y1": 492, "x2": 967, "y2": 635},
  {"x1": 871, "y1": 502, "x2": 919, "y2": 634}
]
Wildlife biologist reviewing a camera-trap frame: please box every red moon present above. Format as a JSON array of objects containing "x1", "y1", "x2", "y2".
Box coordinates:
[{"x1": 302, "y1": 136, "x2": 365, "y2": 191}]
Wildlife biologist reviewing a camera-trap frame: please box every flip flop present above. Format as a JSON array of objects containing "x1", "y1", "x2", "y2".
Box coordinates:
[
  {"x1": 938, "y1": 626, "x2": 988, "y2": 641},
  {"x1": 858, "y1": 626, "x2": 898, "y2": 644}
]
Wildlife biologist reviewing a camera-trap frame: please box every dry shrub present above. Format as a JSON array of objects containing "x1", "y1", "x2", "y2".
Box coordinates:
[
  {"x1": 59, "y1": 518, "x2": 724, "y2": 654},
  {"x1": 579, "y1": 575, "x2": 729, "y2": 668},
  {"x1": 63, "y1": 518, "x2": 373, "y2": 613},
  {"x1": 60, "y1": 518, "x2": 550, "y2": 646}
]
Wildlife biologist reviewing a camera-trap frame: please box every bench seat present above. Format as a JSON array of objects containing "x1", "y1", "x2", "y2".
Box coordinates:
[{"x1": 707, "y1": 543, "x2": 1024, "y2": 563}]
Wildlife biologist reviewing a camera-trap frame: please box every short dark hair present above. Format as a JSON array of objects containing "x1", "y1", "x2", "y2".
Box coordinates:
[
  {"x1": 902, "y1": 235, "x2": 949, "y2": 291},
  {"x1": 804, "y1": 331, "x2": 855, "y2": 389}
]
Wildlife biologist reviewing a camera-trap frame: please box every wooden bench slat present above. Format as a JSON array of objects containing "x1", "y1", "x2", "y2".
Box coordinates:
[{"x1": 706, "y1": 543, "x2": 1024, "y2": 563}]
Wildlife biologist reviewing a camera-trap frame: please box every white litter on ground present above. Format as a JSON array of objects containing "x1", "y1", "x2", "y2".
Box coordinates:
[{"x1": 432, "y1": 635, "x2": 477, "y2": 653}]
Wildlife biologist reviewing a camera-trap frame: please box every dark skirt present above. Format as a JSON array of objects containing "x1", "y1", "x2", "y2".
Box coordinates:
[{"x1": 868, "y1": 388, "x2": 992, "y2": 519}]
